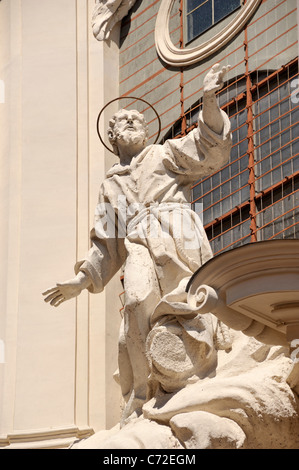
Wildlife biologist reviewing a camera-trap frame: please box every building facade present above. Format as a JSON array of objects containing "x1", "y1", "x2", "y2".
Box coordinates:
[
  {"x1": 0, "y1": 0, "x2": 298, "y2": 448},
  {"x1": 119, "y1": 0, "x2": 299, "y2": 255}
]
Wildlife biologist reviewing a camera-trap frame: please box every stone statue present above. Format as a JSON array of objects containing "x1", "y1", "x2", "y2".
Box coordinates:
[
  {"x1": 43, "y1": 65, "x2": 299, "y2": 449},
  {"x1": 43, "y1": 63, "x2": 231, "y2": 418},
  {"x1": 92, "y1": 0, "x2": 138, "y2": 41}
]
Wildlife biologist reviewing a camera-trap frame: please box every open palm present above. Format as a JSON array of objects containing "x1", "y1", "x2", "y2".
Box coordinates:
[
  {"x1": 43, "y1": 277, "x2": 87, "y2": 307},
  {"x1": 204, "y1": 63, "x2": 230, "y2": 95}
]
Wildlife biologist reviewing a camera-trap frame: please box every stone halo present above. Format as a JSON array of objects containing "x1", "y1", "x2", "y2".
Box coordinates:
[{"x1": 96, "y1": 96, "x2": 162, "y2": 154}]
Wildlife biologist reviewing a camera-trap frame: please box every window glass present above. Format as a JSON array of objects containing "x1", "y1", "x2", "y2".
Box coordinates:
[
  {"x1": 255, "y1": 65, "x2": 299, "y2": 194},
  {"x1": 214, "y1": 0, "x2": 240, "y2": 23},
  {"x1": 186, "y1": 0, "x2": 241, "y2": 43},
  {"x1": 187, "y1": 0, "x2": 206, "y2": 13},
  {"x1": 163, "y1": 61, "x2": 299, "y2": 255},
  {"x1": 187, "y1": 1, "x2": 212, "y2": 41}
]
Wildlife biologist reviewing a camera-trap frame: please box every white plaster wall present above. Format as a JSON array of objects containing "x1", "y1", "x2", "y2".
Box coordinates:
[{"x1": 0, "y1": 0, "x2": 122, "y2": 446}]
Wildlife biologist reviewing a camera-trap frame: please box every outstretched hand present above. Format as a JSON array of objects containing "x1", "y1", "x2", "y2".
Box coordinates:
[
  {"x1": 203, "y1": 63, "x2": 231, "y2": 95},
  {"x1": 42, "y1": 272, "x2": 91, "y2": 307}
]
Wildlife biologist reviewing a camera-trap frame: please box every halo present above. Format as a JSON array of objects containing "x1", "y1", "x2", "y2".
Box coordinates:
[{"x1": 96, "y1": 96, "x2": 162, "y2": 154}]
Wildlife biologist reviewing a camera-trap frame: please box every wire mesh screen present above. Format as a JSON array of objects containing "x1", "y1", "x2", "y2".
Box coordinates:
[{"x1": 190, "y1": 59, "x2": 299, "y2": 255}]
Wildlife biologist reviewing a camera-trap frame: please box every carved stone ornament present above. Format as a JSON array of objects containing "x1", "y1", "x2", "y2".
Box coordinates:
[
  {"x1": 155, "y1": 0, "x2": 262, "y2": 67},
  {"x1": 187, "y1": 239, "x2": 299, "y2": 346},
  {"x1": 92, "y1": 0, "x2": 137, "y2": 41}
]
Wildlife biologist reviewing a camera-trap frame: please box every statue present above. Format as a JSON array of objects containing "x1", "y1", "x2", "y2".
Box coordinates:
[
  {"x1": 43, "y1": 63, "x2": 231, "y2": 418},
  {"x1": 92, "y1": 0, "x2": 138, "y2": 41},
  {"x1": 43, "y1": 65, "x2": 299, "y2": 449}
]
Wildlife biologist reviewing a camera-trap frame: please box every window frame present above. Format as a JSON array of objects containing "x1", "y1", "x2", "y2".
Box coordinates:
[
  {"x1": 185, "y1": 0, "x2": 242, "y2": 45},
  {"x1": 155, "y1": 0, "x2": 262, "y2": 67}
]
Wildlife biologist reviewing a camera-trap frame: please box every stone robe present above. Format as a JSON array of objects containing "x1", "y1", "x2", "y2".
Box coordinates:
[{"x1": 75, "y1": 110, "x2": 232, "y2": 421}]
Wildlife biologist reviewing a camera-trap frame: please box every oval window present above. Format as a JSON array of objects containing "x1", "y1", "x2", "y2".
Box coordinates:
[{"x1": 155, "y1": 0, "x2": 261, "y2": 66}]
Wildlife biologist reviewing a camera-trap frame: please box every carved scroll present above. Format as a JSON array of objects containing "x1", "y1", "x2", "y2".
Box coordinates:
[{"x1": 92, "y1": 0, "x2": 137, "y2": 41}]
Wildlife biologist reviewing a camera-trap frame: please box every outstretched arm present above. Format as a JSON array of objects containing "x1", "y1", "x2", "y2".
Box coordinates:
[
  {"x1": 42, "y1": 271, "x2": 92, "y2": 308},
  {"x1": 42, "y1": 202, "x2": 127, "y2": 307},
  {"x1": 202, "y1": 63, "x2": 230, "y2": 135}
]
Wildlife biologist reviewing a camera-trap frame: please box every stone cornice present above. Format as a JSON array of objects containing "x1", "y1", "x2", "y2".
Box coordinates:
[{"x1": 0, "y1": 425, "x2": 94, "y2": 449}]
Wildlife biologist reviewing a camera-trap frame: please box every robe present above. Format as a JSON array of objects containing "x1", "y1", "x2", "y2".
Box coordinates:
[{"x1": 75, "y1": 110, "x2": 232, "y2": 421}]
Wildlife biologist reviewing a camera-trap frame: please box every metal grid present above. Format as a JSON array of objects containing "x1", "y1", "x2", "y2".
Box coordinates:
[
  {"x1": 160, "y1": 0, "x2": 299, "y2": 256},
  {"x1": 118, "y1": 0, "x2": 298, "y2": 314},
  {"x1": 190, "y1": 58, "x2": 299, "y2": 255}
]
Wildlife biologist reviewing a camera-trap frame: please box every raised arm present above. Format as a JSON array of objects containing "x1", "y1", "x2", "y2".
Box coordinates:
[
  {"x1": 202, "y1": 63, "x2": 231, "y2": 134},
  {"x1": 163, "y1": 64, "x2": 232, "y2": 179}
]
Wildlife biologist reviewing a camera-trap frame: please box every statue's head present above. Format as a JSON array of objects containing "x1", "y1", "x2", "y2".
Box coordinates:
[{"x1": 107, "y1": 108, "x2": 149, "y2": 156}]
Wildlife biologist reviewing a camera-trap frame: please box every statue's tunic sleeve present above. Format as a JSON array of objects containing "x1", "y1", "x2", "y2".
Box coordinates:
[
  {"x1": 163, "y1": 110, "x2": 232, "y2": 180},
  {"x1": 74, "y1": 188, "x2": 126, "y2": 294}
]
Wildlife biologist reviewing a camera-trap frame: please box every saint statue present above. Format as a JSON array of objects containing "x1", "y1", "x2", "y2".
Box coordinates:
[
  {"x1": 43, "y1": 64, "x2": 231, "y2": 421},
  {"x1": 43, "y1": 65, "x2": 299, "y2": 448}
]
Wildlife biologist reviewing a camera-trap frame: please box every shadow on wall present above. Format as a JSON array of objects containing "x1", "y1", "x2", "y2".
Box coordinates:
[{"x1": 119, "y1": 0, "x2": 143, "y2": 47}]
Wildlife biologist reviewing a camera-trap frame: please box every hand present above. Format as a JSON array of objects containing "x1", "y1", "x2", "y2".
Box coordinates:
[
  {"x1": 42, "y1": 272, "x2": 91, "y2": 307},
  {"x1": 203, "y1": 63, "x2": 231, "y2": 95}
]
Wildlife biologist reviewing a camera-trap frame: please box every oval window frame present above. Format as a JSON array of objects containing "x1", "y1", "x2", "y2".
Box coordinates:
[{"x1": 155, "y1": 0, "x2": 262, "y2": 67}]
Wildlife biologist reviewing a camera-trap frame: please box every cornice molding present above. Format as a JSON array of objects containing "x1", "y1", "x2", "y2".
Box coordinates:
[
  {"x1": 0, "y1": 425, "x2": 94, "y2": 449},
  {"x1": 155, "y1": 0, "x2": 262, "y2": 67}
]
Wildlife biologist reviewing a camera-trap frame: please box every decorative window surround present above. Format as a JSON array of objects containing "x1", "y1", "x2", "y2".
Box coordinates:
[{"x1": 155, "y1": 0, "x2": 262, "y2": 67}]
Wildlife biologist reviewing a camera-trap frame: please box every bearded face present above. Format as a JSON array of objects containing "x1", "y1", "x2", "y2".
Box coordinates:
[{"x1": 108, "y1": 109, "x2": 148, "y2": 155}]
